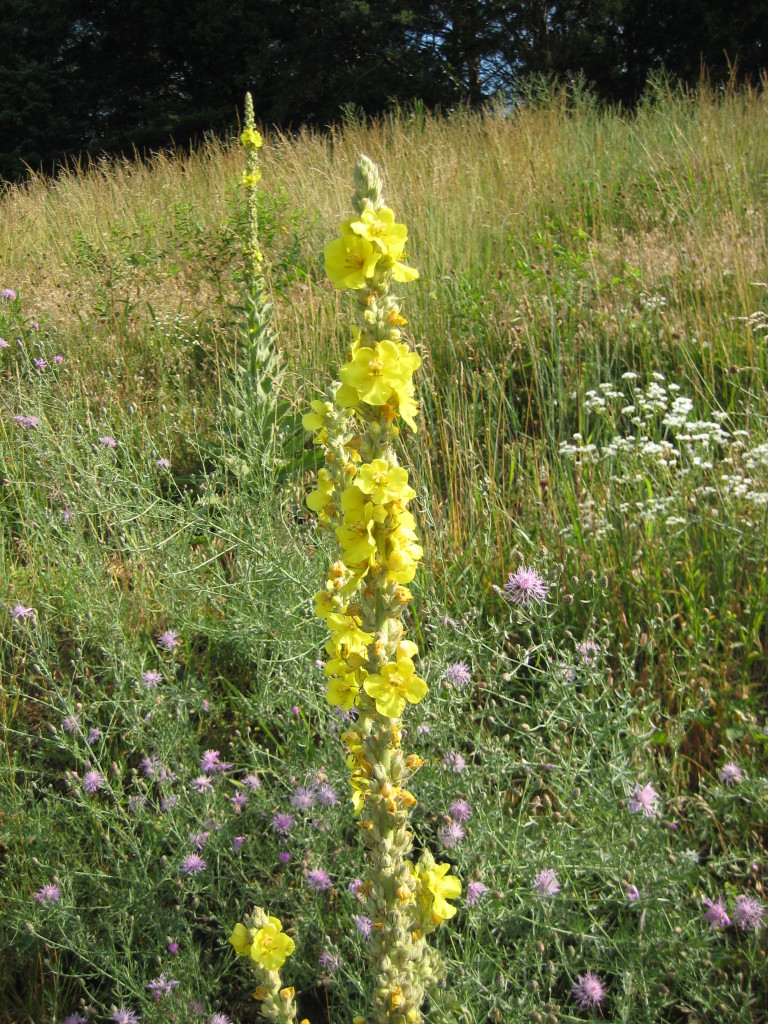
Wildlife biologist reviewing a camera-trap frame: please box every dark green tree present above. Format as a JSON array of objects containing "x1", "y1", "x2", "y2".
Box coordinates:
[{"x1": 1, "y1": 0, "x2": 766, "y2": 181}]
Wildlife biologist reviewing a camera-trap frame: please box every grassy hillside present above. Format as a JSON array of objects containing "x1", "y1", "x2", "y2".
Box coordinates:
[{"x1": 1, "y1": 81, "x2": 767, "y2": 1023}]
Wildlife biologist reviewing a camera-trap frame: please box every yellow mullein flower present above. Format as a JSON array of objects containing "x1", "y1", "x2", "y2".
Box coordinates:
[
  {"x1": 340, "y1": 486, "x2": 389, "y2": 532},
  {"x1": 250, "y1": 916, "x2": 295, "y2": 970},
  {"x1": 229, "y1": 922, "x2": 256, "y2": 957},
  {"x1": 348, "y1": 207, "x2": 419, "y2": 282},
  {"x1": 242, "y1": 169, "x2": 262, "y2": 187},
  {"x1": 240, "y1": 126, "x2": 263, "y2": 149},
  {"x1": 302, "y1": 399, "x2": 335, "y2": 445},
  {"x1": 354, "y1": 459, "x2": 416, "y2": 506},
  {"x1": 326, "y1": 613, "x2": 373, "y2": 658},
  {"x1": 416, "y1": 862, "x2": 462, "y2": 923},
  {"x1": 390, "y1": 253, "x2": 420, "y2": 284},
  {"x1": 339, "y1": 340, "x2": 421, "y2": 407},
  {"x1": 341, "y1": 727, "x2": 362, "y2": 751},
  {"x1": 389, "y1": 380, "x2": 420, "y2": 431},
  {"x1": 338, "y1": 343, "x2": 396, "y2": 406},
  {"x1": 386, "y1": 528, "x2": 423, "y2": 584},
  {"x1": 349, "y1": 773, "x2": 369, "y2": 815},
  {"x1": 325, "y1": 670, "x2": 361, "y2": 710},
  {"x1": 363, "y1": 659, "x2": 428, "y2": 718},
  {"x1": 314, "y1": 588, "x2": 343, "y2": 620},
  {"x1": 306, "y1": 468, "x2": 336, "y2": 517},
  {"x1": 349, "y1": 207, "x2": 408, "y2": 256},
  {"x1": 396, "y1": 639, "x2": 418, "y2": 661},
  {"x1": 336, "y1": 518, "x2": 376, "y2": 568},
  {"x1": 324, "y1": 227, "x2": 381, "y2": 289},
  {"x1": 302, "y1": 399, "x2": 331, "y2": 432}
]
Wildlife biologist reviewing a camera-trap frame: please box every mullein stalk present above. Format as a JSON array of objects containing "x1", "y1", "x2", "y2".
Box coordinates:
[
  {"x1": 239, "y1": 92, "x2": 280, "y2": 409},
  {"x1": 304, "y1": 155, "x2": 461, "y2": 1024}
]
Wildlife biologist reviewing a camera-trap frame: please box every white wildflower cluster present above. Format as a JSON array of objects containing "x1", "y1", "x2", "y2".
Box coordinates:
[
  {"x1": 640, "y1": 292, "x2": 668, "y2": 312},
  {"x1": 560, "y1": 375, "x2": 731, "y2": 471},
  {"x1": 558, "y1": 373, "x2": 768, "y2": 535}
]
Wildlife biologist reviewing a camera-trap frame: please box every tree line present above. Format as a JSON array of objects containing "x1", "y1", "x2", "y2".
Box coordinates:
[{"x1": 1, "y1": 0, "x2": 766, "y2": 181}]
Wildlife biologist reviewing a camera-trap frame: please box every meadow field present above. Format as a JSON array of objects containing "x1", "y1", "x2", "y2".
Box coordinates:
[{"x1": 1, "y1": 80, "x2": 767, "y2": 1023}]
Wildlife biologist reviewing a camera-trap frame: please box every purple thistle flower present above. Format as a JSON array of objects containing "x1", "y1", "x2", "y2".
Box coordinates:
[
  {"x1": 449, "y1": 798, "x2": 472, "y2": 821},
  {"x1": 702, "y1": 896, "x2": 731, "y2": 930},
  {"x1": 141, "y1": 669, "x2": 162, "y2": 687},
  {"x1": 577, "y1": 639, "x2": 600, "y2": 663},
  {"x1": 316, "y1": 782, "x2": 339, "y2": 806},
  {"x1": 33, "y1": 884, "x2": 61, "y2": 904},
  {"x1": 181, "y1": 853, "x2": 206, "y2": 875},
  {"x1": 189, "y1": 831, "x2": 210, "y2": 849},
  {"x1": 533, "y1": 868, "x2": 561, "y2": 897},
  {"x1": 140, "y1": 755, "x2": 159, "y2": 777},
  {"x1": 1, "y1": 288, "x2": 17, "y2": 300},
  {"x1": 157, "y1": 629, "x2": 180, "y2": 650},
  {"x1": 305, "y1": 867, "x2": 332, "y2": 891},
  {"x1": 87, "y1": 727, "x2": 101, "y2": 743},
  {"x1": 167, "y1": 940, "x2": 179, "y2": 954},
  {"x1": 572, "y1": 972, "x2": 606, "y2": 1009},
  {"x1": 503, "y1": 566, "x2": 549, "y2": 606},
  {"x1": 279, "y1": 850, "x2": 291, "y2": 863},
  {"x1": 14, "y1": 415, "x2": 40, "y2": 429},
  {"x1": 188, "y1": 1004, "x2": 205, "y2": 1017},
  {"x1": 732, "y1": 895, "x2": 765, "y2": 932},
  {"x1": 0, "y1": 337, "x2": 7, "y2": 349},
  {"x1": 63, "y1": 1015, "x2": 87, "y2": 1024},
  {"x1": 626, "y1": 884, "x2": 640, "y2": 901},
  {"x1": 200, "y1": 749, "x2": 231, "y2": 774},
  {"x1": 629, "y1": 782, "x2": 660, "y2": 818},
  {"x1": 445, "y1": 661, "x2": 472, "y2": 687},
  {"x1": 466, "y1": 881, "x2": 489, "y2": 907},
  {"x1": 156, "y1": 457, "x2": 171, "y2": 469},
  {"x1": 99, "y1": 435, "x2": 117, "y2": 448},
  {"x1": 417, "y1": 724, "x2": 431, "y2": 735},
  {"x1": 443, "y1": 751, "x2": 466, "y2": 773},
  {"x1": 348, "y1": 877, "x2": 363, "y2": 895},
  {"x1": 191, "y1": 775, "x2": 214, "y2": 793},
  {"x1": 291, "y1": 785, "x2": 317, "y2": 811},
  {"x1": 54, "y1": 354, "x2": 64, "y2": 363},
  {"x1": 230, "y1": 791, "x2": 248, "y2": 811},
  {"x1": 719, "y1": 762, "x2": 743, "y2": 785},
  {"x1": 83, "y1": 770, "x2": 103, "y2": 794},
  {"x1": 11, "y1": 604, "x2": 35, "y2": 621},
  {"x1": 353, "y1": 914, "x2": 372, "y2": 938},
  {"x1": 233, "y1": 835, "x2": 247, "y2": 852},
  {"x1": 34, "y1": 357, "x2": 46, "y2": 371},
  {"x1": 160, "y1": 795, "x2": 177, "y2": 812},
  {"x1": 438, "y1": 820, "x2": 465, "y2": 848},
  {"x1": 271, "y1": 811, "x2": 295, "y2": 835},
  {"x1": 146, "y1": 973, "x2": 179, "y2": 998},
  {"x1": 209, "y1": 1015, "x2": 233, "y2": 1024},
  {"x1": 319, "y1": 947, "x2": 343, "y2": 972},
  {"x1": 111, "y1": 1010, "x2": 139, "y2": 1024},
  {"x1": 242, "y1": 772, "x2": 261, "y2": 789}
]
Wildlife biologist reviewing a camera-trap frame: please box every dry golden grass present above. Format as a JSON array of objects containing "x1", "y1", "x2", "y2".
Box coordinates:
[{"x1": 2, "y1": 80, "x2": 767, "y2": 529}]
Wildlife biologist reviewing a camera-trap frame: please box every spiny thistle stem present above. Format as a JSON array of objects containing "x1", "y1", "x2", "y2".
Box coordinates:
[{"x1": 303, "y1": 154, "x2": 461, "y2": 1024}]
